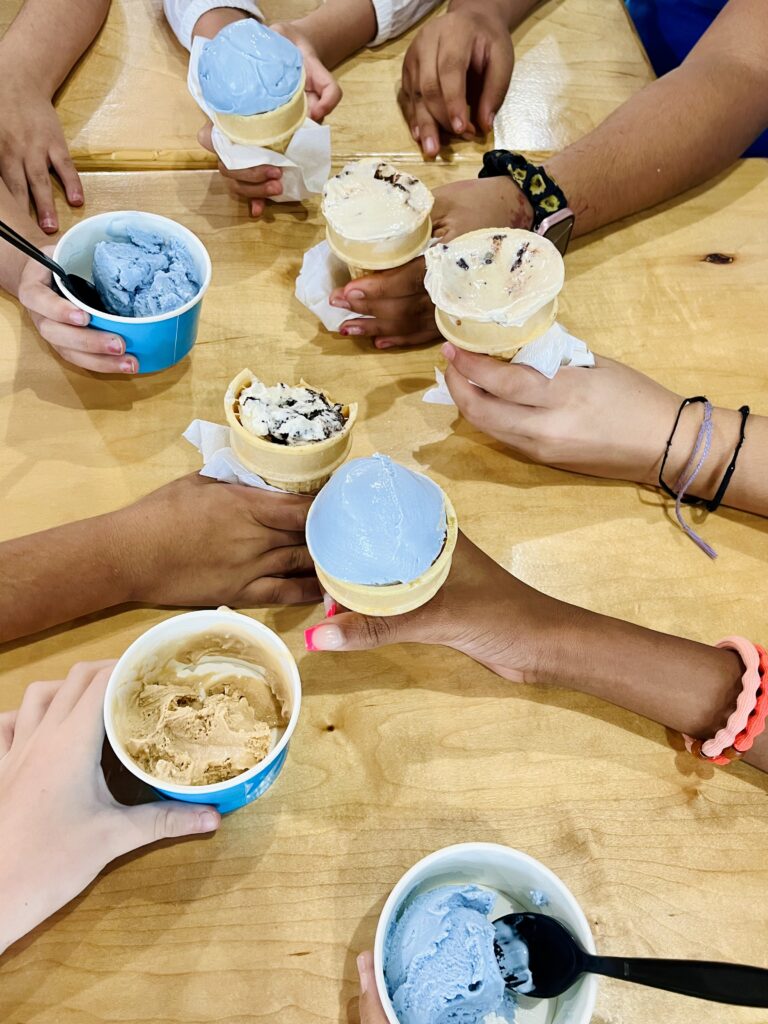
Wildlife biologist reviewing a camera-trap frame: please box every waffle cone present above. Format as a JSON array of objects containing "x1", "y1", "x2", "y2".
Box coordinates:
[
  {"x1": 225, "y1": 369, "x2": 357, "y2": 494},
  {"x1": 435, "y1": 300, "x2": 558, "y2": 361}
]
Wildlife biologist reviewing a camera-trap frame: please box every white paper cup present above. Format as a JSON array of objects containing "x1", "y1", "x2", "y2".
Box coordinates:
[
  {"x1": 374, "y1": 843, "x2": 597, "y2": 1024},
  {"x1": 104, "y1": 608, "x2": 301, "y2": 813}
]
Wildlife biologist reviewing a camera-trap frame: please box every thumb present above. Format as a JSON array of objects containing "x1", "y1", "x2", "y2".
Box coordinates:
[
  {"x1": 197, "y1": 121, "x2": 215, "y2": 153},
  {"x1": 304, "y1": 611, "x2": 404, "y2": 652},
  {"x1": 357, "y1": 950, "x2": 389, "y2": 1024},
  {"x1": 110, "y1": 800, "x2": 220, "y2": 858}
]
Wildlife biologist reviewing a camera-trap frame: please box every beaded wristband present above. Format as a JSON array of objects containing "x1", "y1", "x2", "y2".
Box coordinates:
[{"x1": 684, "y1": 636, "x2": 762, "y2": 764}]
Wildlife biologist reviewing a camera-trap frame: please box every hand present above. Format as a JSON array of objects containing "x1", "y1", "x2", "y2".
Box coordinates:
[
  {"x1": 198, "y1": 123, "x2": 284, "y2": 219},
  {"x1": 0, "y1": 80, "x2": 82, "y2": 234},
  {"x1": 399, "y1": 3, "x2": 515, "y2": 158},
  {"x1": 328, "y1": 179, "x2": 532, "y2": 349},
  {"x1": 17, "y1": 253, "x2": 135, "y2": 374},
  {"x1": 118, "y1": 474, "x2": 322, "y2": 607},
  {"x1": 304, "y1": 531, "x2": 552, "y2": 682},
  {"x1": 357, "y1": 951, "x2": 389, "y2": 1024},
  {"x1": 0, "y1": 662, "x2": 220, "y2": 954},
  {"x1": 271, "y1": 22, "x2": 342, "y2": 122},
  {"x1": 443, "y1": 345, "x2": 682, "y2": 486}
]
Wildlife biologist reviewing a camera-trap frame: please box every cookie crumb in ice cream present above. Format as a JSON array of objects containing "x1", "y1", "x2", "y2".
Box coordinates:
[{"x1": 236, "y1": 378, "x2": 347, "y2": 446}]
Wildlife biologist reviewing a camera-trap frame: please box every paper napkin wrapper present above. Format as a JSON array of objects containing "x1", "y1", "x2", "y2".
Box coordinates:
[
  {"x1": 188, "y1": 38, "x2": 330, "y2": 201},
  {"x1": 423, "y1": 323, "x2": 595, "y2": 405},
  {"x1": 295, "y1": 240, "x2": 370, "y2": 332},
  {"x1": 184, "y1": 420, "x2": 285, "y2": 490}
]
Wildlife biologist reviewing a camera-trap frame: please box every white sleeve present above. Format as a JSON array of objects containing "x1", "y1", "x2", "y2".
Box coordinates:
[
  {"x1": 370, "y1": 0, "x2": 443, "y2": 46},
  {"x1": 163, "y1": 0, "x2": 264, "y2": 51}
]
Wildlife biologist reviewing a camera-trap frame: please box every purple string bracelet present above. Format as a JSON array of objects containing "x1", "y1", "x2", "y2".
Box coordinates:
[{"x1": 673, "y1": 400, "x2": 717, "y2": 559}]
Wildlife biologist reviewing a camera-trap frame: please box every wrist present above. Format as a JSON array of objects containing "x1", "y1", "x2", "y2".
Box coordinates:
[
  {"x1": 93, "y1": 508, "x2": 145, "y2": 605},
  {"x1": 447, "y1": 0, "x2": 516, "y2": 29},
  {"x1": 501, "y1": 176, "x2": 535, "y2": 230},
  {"x1": 192, "y1": 7, "x2": 250, "y2": 40},
  {"x1": 659, "y1": 402, "x2": 741, "y2": 501}
]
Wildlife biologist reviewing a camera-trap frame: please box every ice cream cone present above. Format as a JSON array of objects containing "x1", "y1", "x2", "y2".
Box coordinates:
[
  {"x1": 310, "y1": 494, "x2": 458, "y2": 616},
  {"x1": 212, "y1": 70, "x2": 307, "y2": 150},
  {"x1": 225, "y1": 369, "x2": 357, "y2": 494},
  {"x1": 434, "y1": 298, "x2": 558, "y2": 360},
  {"x1": 326, "y1": 215, "x2": 433, "y2": 278}
]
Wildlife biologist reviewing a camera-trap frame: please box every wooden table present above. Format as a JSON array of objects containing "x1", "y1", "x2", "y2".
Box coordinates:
[
  {"x1": 1, "y1": 157, "x2": 767, "y2": 1023},
  {"x1": 0, "y1": 0, "x2": 653, "y2": 170}
]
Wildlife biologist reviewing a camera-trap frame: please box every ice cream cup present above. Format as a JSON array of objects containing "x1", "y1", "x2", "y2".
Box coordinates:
[
  {"x1": 374, "y1": 842, "x2": 598, "y2": 1024},
  {"x1": 325, "y1": 215, "x2": 433, "y2": 279},
  {"x1": 434, "y1": 297, "x2": 559, "y2": 361},
  {"x1": 53, "y1": 211, "x2": 212, "y2": 375},
  {"x1": 225, "y1": 369, "x2": 358, "y2": 494},
  {"x1": 104, "y1": 608, "x2": 301, "y2": 814},
  {"x1": 212, "y1": 69, "x2": 307, "y2": 150},
  {"x1": 306, "y1": 487, "x2": 458, "y2": 616}
]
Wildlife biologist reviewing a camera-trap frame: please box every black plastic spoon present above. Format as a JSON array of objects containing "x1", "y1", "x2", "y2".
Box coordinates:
[
  {"x1": 493, "y1": 913, "x2": 768, "y2": 1007},
  {"x1": 0, "y1": 217, "x2": 107, "y2": 312}
]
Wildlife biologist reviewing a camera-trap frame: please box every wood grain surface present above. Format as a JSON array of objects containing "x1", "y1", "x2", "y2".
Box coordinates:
[{"x1": 0, "y1": 156, "x2": 767, "y2": 1023}]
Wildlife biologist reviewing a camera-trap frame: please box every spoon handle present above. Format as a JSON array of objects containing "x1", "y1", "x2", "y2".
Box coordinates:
[
  {"x1": 0, "y1": 218, "x2": 66, "y2": 278},
  {"x1": 586, "y1": 954, "x2": 768, "y2": 1007}
]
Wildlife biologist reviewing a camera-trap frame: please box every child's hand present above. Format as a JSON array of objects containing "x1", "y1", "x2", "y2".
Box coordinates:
[
  {"x1": 198, "y1": 123, "x2": 284, "y2": 219},
  {"x1": 271, "y1": 22, "x2": 342, "y2": 122},
  {"x1": 118, "y1": 473, "x2": 322, "y2": 608},
  {"x1": 442, "y1": 346, "x2": 682, "y2": 486},
  {"x1": 0, "y1": 82, "x2": 82, "y2": 234},
  {"x1": 0, "y1": 662, "x2": 220, "y2": 955},
  {"x1": 17, "y1": 253, "x2": 135, "y2": 374},
  {"x1": 357, "y1": 951, "x2": 390, "y2": 1024},
  {"x1": 399, "y1": 3, "x2": 515, "y2": 157}
]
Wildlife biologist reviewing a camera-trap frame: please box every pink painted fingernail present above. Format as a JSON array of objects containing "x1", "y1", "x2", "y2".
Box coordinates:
[
  {"x1": 69, "y1": 310, "x2": 89, "y2": 326},
  {"x1": 326, "y1": 602, "x2": 338, "y2": 618},
  {"x1": 107, "y1": 337, "x2": 124, "y2": 355},
  {"x1": 344, "y1": 325, "x2": 364, "y2": 336},
  {"x1": 120, "y1": 357, "x2": 137, "y2": 374},
  {"x1": 305, "y1": 624, "x2": 343, "y2": 651},
  {"x1": 376, "y1": 340, "x2": 394, "y2": 350},
  {"x1": 42, "y1": 219, "x2": 57, "y2": 233},
  {"x1": 331, "y1": 297, "x2": 351, "y2": 309},
  {"x1": 346, "y1": 289, "x2": 365, "y2": 301}
]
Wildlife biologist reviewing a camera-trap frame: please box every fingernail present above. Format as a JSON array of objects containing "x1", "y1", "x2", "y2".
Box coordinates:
[
  {"x1": 452, "y1": 116, "x2": 464, "y2": 133},
  {"x1": 424, "y1": 137, "x2": 438, "y2": 156},
  {"x1": 199, "y1": 811, "x2": 218, "y2": 831},
  {"x1": 71, "y1": 192, "x2": 84, "y2": 205},
  {"x1": 411, "y1": 125, "x2": 420, "y2": 141},
  {"x1": 69, "y1": 310, "x2": 89, "y2": 326},
  {"x1": 107, "y1": 337, "x2": 124, "y2": 355},
  {"x1": 346, "y1": 289, "x2": 365, "y2": 301},
  {"x1": 325, "y1": 601, "x2": 338, "y2": 618},
  {"x1": 357, "y1": 954, "x2": 370, "y2": 994},
  {"x1": 375, "y1": 340, "x2": 394, "y2": 350},
  {"x1": 120, "y1": 358, "x2": 137, "y2": 374},
  {"x1": 344, "y1": 325, "x2": 364, "y2": 336},
  {"x1": 441, "y1": 342, "x2": 457, "y2": 361},
  {"x1": 267, "y1": 182, "x2": 282, "y2": 196},
  {"x1": 267, "y1": 168, "x2": 282, "y2": 179},
  {"x1": 42, "y1": 219, "x2": 57, "y2": 233},
  {"x1": 330, "y1": 297, "x2": 351, "y2": 309},
  {"x1": 304, "y1": 624, "x2": 343, "y2": 651}
]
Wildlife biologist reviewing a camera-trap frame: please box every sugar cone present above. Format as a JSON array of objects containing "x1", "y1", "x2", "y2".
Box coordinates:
[
  {"x1": 213, "y1": 71, "x2": 307, "y2": 150},
  {"x1": 326, "y1": 216, "x2": 432, "y2": 278},
  {"x1": 225, "y1": 369, "x2": 357, "y2": 494},
  {"x1": 434, "y1": 299, "x2": 558, "y2": 361}
]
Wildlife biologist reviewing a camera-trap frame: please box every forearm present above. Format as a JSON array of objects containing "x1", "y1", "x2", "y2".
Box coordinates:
[
  {"x1": 0, "y1": 511, "x2": 135, "y2": 643},
  {"x1": 0, "y1": 0, "x2": 110, "y2": 97},
  {"x1": 534, "y1": 599, "x2": 766, "y2": 772},
  {"x1": 546, "y1": 55, "x2": 768, "y2": 237},
  {"x1": 288, "y1": 0, "x2": 377, "y2": 68},
  {"x1": 448, "y1": 0, "x2": 541, "y2": 31},
  {"x1": 0, "y1": 181, "x2": 45, "y2": 298}
]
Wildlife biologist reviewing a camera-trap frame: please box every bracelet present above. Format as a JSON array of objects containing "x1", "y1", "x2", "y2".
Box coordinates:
[
  {"x1": 683, "y1": 636, "x2": 762, "y2": 764},
  {"x1": 704, "y1": 405, "x2": 749, "y2": 512},
  {"x1": 734, "y1": 644, "x2": 768, "y2": 753},
  {"x1": 658, "y1": 396, "x2": 707, "y2": 502}
]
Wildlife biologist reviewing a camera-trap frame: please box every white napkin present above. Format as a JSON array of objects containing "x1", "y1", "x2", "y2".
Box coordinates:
[
  {"x1": 184, "y1": 420, "x2": 285, "y2": 490},
  {"x1": 295, "y1": 240, "x2": 369, "y2": 332},
  {"x1": 188, "y1": 37, "x2": 331, "y2": 202},
  {"x1": 423, "y1": 322, "x2": 595, "y2": 404}
]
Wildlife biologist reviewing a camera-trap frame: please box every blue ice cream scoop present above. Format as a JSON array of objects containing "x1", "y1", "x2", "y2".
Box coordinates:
[
  {"x1": 384, "y1": 885, "x2": 516, "y2": 1024},
  {"x1": 198, "y1": 20, "x2": 303, "y2": 115},
  {"x1": 92, "y1": 222, "x2": 201, "y2": 318},
  {"x1": 306, "y1": 454, "x2": 447, "y2": 586}
]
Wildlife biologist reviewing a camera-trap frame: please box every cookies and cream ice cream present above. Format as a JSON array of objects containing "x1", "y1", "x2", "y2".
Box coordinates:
[
  {"x1": 198, "y1": 20, "x2": 306, "y2": 148},
  {"x1": 425, "y1": 228, "x2": 564, "y2": 357},
  {"x1": 236, "y1": 378, "x2": 347, "y2": 446},
  {"x1": 384, "y1": 885, "x2": 516, "y2": 1024},
  {"x1": 322, "y1": 159, "x2": 434, "y2": 272},
  {"x1": 92, "y1": 220, "x2": 201, "y2": 318},
  {"x1": 115, "y1": 631, "x2": 288, "y2": 786},
  {"x1": 307, "y1": 454, "x2": 447, "y2": 586}
]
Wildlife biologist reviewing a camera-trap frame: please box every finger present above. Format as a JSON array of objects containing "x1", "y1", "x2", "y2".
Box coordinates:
[
  {"x1": 197, "y1": 122, "x2": 215, "y2": 153},
  {"x1": 250, "y1": 199, "x2": 266, "y2": 218},
  {"x1": 47, "y1": 343, "x2": 138, "y2": 375},
  {"x1": 11, "y1": 680, "x2": 62, "y2": 749},
  {"x1": 358, "y1": 951, "x2": 389, "y2": 1024},
  {"x1": 106, "y1": 800, "x2": 220, "y2": 862},
  {"x1": 340, "y1": 291, "x2": 433, "y2": 320},
  {"x1": 436, "y1": 37, "x2": 472, "y2": 134},
  {"x1": 340, "y1": 314, "x2": 429, "y2": 340},
  {"x1": 304, "y1": 611, "x2": 408, "y2": 652},
  {"x1": 308, "y1": 73, "x2": 342, "y2": 120},
  {"x1": 225, "y1": 179, "x2": 283, "y2": 200},
  {"x1": 442, "y1": 342, "x2": 549, "y2": 404},
  {"x1": 233, "y1": 486, "x2": 313, "y2": 532},
  {"x1": 242, "y1": 575, "x2": 322, "y2": 607},
  {"x1": 218, "y1": 162, "x2": 282, "y2": 185},
  {"x1": 68, "y1": 664, "x2": 117, "y2": 758},
  {"x1": 25, "y1": 160, "x2": 58, "y2": 233},
  {"x1": 36, "y1": 318, "x2": 126, "y2": 358},
  {"x1": 444, "y1": 363, "x2": 544, "y2": 440},
  {"x1": 334, "y1": 259, "x2": 426, "y2": 305},
  {"x1": 253, "y1": 544, "x2": 314, "y2": 579},
  {"x1": 399, "y1": 65, "x2": 418, "y2": 140},
  {"x1": 18, "y1": 263, "x2": 91, "y2": 326},
  {"x1": 48, "y1": 660, "x2": 116, "y2": 723},
  {"x1": 413, "y1": 96, "x2": 441, "y2": 158},
  {"x1": 0, "y1": 159, "x2": 31, "y2": 207},
  {"x1": 373, "y1": 329, "x2": 441, "y2": 350},
  {"x1": 50, "y1": 148, "x2": 84, "y2": 206},
  {"x1": 476, "y1": 39, "x2": 514, "y2": 134},
  {"x1": 0, "y1": 711, "x2": 18, "y2": 758}
]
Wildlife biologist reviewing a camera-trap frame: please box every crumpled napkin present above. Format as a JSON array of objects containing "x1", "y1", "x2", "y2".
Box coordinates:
[
  {"x1": 423, "y1": 322, "x2": 595, "y2": 404},
  {"x1": 184, "y1": 419, "x2": 284, "y2": 490},
  {"x1": 188, "y1": 37, "x2": 331, "y2": 201},
  {"x1": 294, "y1": 240, "x2": 370, "y2": 331}
]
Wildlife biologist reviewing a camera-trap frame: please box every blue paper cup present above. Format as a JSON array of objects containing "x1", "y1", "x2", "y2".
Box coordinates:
[
  {"x1": 374, "y1": 843, "x2": 597, "y2": 1024},
  {"x1": 52, "y1": 211, "x2": 212, "y2": 374},
  {"x1": 104, "y1": 609, "x2": 301, "y2": 813}
]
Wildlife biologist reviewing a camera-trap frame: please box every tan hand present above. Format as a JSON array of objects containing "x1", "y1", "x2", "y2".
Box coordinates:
[
  {"x1": 357, "y1": 951, "x2": 389, "y2": 1024},
  {"x1": 198, "y1": 123, "x2": 284, "y2": 219},
  {"x1": 271, "y1": 22, "x2": 342, "y2": 121}
]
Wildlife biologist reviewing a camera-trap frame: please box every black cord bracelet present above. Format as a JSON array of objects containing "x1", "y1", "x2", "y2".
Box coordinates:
[
  {"x1": 658, "y1": 396, "x2": 708, "y2": 502},
  {"x1": 704, "y1": 405, "x2": 750, "y2": 512}
]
